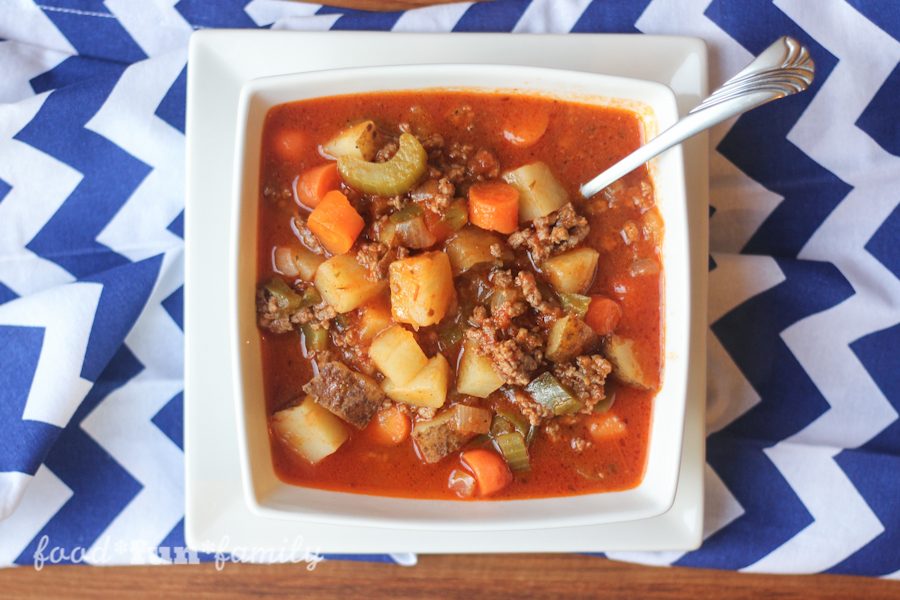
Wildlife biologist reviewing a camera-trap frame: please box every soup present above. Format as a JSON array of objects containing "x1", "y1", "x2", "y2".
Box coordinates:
[{"x1": 255, "y1": 91, "x2": 663, "y2": 500}]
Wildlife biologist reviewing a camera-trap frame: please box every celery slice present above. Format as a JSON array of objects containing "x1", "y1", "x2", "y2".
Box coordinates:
[
  {"x1": 490, "y1": 415, "x2": 514, "y2": 437},
  {"x1": 301, "y1": 323, "x2": 328, "y2": 352},
  {"x1": 525, "y1": 372, "x2": 584, "y2": 416},
  {"x1": 389, "y1": 203, "x2": 423, "y2": 224},
  {"x1": 263, "y1": 278, "x2": 301, "y2": 311},
  {"x1": 338, "y1": 133, "x2": 427, "y2": 196},
  {"x1": 495, "y1": 407, "x2": 529, "y2": 436},
  {"x1": 495, "y1": 431, "x2": 530, "y2": 472}
]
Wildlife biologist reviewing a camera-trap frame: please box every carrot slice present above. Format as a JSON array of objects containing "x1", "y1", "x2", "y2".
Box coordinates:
[
  {"x1": 307, "y1": 190, "x2": 364, "y2": 255},
  {"x1": 295, "y1": 163, "x2": 341, "y2": 208},
  {"x1": 460, "y1": 448, "x2": 513, "y2": 497},
  {"x1": 272, "y1": 129, "x2": 307, "y2": 163},
  {"x1": 585, "y1": 296, "x2": 622, "y2": 336},
  {"x1": 468, "y1": 181, "x2": 519, "y2": 234},
  {"x1": 366, "y1": 405, "x2": 411, "y2": 446},
  {"x1": 502, "y1": 110, "x2": 550, "y2": 148}
]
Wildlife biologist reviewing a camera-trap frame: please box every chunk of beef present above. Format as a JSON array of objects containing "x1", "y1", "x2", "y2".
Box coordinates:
[
  {"x1": 508, "y1": 203, "x2": 589, "y2": 263},
  {"x1": 303, "y1": 361, "x2": 384, "y2": 428},
  {"x1": 553, "y1": 354, "x2": 613, "y2": 413}
]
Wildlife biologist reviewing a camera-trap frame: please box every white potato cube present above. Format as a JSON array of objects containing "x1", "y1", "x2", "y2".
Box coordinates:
[
  {"x1": 543, "y1": 247, "x2": 599, "y2": 294},
  {"x1": 315, "y1": 254, "x2": 386, "y2": 313},
  {"x1": 270, "y1": 396, "x2": 349, "y2": 464},
  {"x1": 603, "y1": 335, "x2": 654, "y2": 390},
  {"x1": 389, "y1": 251, "x2": 455, "y2": 328},
  {"x1": 502, "y1": 162, "x2": 568, "y2": 223},
  {"x1": 456, "y1": 341, "x2": 504, "y2": 397},
  {"x1": 320, "y1": 120, "x2": 377, "y2": 161},
  {"x1": 382, "y1": 354, "x2": 451, "y2": 408},
  {"x1": 369, "y1": 325, "x2": 429, "y2": 385}
]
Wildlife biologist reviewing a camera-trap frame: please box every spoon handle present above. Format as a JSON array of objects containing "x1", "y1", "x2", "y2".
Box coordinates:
[{"x1": 579, "y1": 36, "x2": 815, "y2": 200}]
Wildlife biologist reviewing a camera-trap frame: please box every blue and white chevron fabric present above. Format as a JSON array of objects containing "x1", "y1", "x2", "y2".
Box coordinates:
[{"x1": 0, "y1": 0, "x2": 897, "y2": 575}]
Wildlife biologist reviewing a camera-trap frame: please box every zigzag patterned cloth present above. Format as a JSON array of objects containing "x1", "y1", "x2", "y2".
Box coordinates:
[{"x1": 0, "y1": 0, "x2": 897, "y2": 575}]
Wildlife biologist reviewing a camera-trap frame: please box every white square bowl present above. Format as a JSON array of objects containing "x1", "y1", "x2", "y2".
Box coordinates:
[{"x1": 230, "y1": 64, "x2": 690, "y2": 531}]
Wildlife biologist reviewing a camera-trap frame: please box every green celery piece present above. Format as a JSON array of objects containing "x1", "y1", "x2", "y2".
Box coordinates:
[
  {"x1": 525, "y1": 372, "x2": 583, "y2": 416},
  {"x1": 495, "y1": 431, "x2": 530, "y2": 472}
]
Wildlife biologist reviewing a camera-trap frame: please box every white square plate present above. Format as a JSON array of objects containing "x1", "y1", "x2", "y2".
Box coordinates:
[{"x1": 186, "y1": 30, "x2": 708, "y2": 553}]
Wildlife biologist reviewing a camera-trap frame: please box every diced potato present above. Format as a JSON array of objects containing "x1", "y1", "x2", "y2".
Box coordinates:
[
  {"x1": 383, "y1": 354, "x2": 451, "y2": 408},
  {"x1": 603, "y1": 334, "x2": 654, "y2": 390},
  {"x1": 443, "y1": 227, "x2": 512, "y2": 275},
  {"x1": 314, "y1": 254, "x2": 386, "y2": 313},
  {"x1": 270, "y1": 396, "x2": 349, "y2": 464},
  {"x1": 543, "y1": 247, "x2": 599, "y2": 294},
  {"x1": 389, "y1": 251, "x2": 455, "y2": 328},
  {"x1": 320, "y1": 120, "x2": 377, "y2": 161},
  {"x1": 502, "y1": 162, "x2": 568, "y2": 222},
  {"x1": 369, "y1": 325, "x2": 429, "y2": 385},
  {"x1": 411, "y1": 404, "x2": 479, "y2": 464},
  {"x1": 456, "y1": 340, "x2": 504, "y2": 398},
  {"x1": 546, "y1": 315, "x2": 597, "y2": 363},
  {"x1": 357, "y1": 296, "x2": 393, "y2": 343}
]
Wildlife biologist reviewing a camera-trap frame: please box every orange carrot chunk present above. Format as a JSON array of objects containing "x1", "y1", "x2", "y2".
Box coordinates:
[
  {"x1": 307, "y1": 190, "x2": 364, "y2": 255},
  {"x1": 366, "y1": 405, "x2": 411, "y2": 447},
  {"x1": 501, "y1": 110, "x2": 550, "y2": 148},
  {"x1": 585, "y1": 296, "x2": 622, "y2": 336},
  {"x1": 460, "y1": 448, "x2": 513, "y2": 497},
  {"x1": 295, "y1": 163, "x2": 342, "y2": 208},
  {"x1": 272, "y1": 129, "x2": 307, "y2": 163},
  {"x1": 468, "y1": 181, "x2": 519, "y2": 234}
]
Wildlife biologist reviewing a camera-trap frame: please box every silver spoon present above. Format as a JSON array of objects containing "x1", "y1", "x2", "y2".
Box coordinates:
[{"x1": 579, "y1": 36, "x2": 815, "y2": 199}]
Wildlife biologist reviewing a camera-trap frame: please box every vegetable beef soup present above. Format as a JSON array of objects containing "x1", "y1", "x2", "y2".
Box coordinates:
[{"x1": 256, "y1": 91, "x2": 663, "y2": 500}]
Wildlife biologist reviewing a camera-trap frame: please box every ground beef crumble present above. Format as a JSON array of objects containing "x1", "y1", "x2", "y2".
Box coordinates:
[
  {"x1": 553, "y1": 354, "x2": 613, "y2": 413},
  {"x1": 512, "y1": 388, "x2": 553, "y2": 426},
  {"x1": 256, "y1": 287, "x2": 294, "y2": 334},
  {"x1": 374, "y1": 140, "x2": 398, "y2": 163},
  {"x1": 466, "y1": 148, "x2": 500, "y2": 180},
  {"x1": 331, "y1": 326, "x2": 377, "y2": 376},
  {"x1": 356, "y1": 242, "x2": 402, "y2": 282},
  {"x1": 514, "y1": 271, "x2": 561, "y2": 319},
  {"x1": 410, "y1": 177, "x2": 455, "y2": 216},
  {"x1": 256, "y1": 281, "x2": 336, "y2": 335},
  {"x1": 508, "y1": 203, "x2": 589, "y2": 263},
  {"x1": 292, "y1": 216, "x2": 326, "y2": 256},
  {"x1": 465, "y1": 310, "x2": 544, "y2": 387}
]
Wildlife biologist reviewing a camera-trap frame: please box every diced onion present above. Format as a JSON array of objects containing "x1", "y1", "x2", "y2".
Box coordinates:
[
  {"x1": 395, "y1": 216, "x2": 437, "y2": 249},
  {"x1": 453, "y1": 405, "x2": 492, "y2": 434},
  {"x1": 273, "y1": 246, "x2": 299, "y2": 277},
  {"x1": 629, "y1": 258, "x2": 660, "y2": 278},
  {"x1": 448, "y1": 469, "x2": 476, "y2": 498}
]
